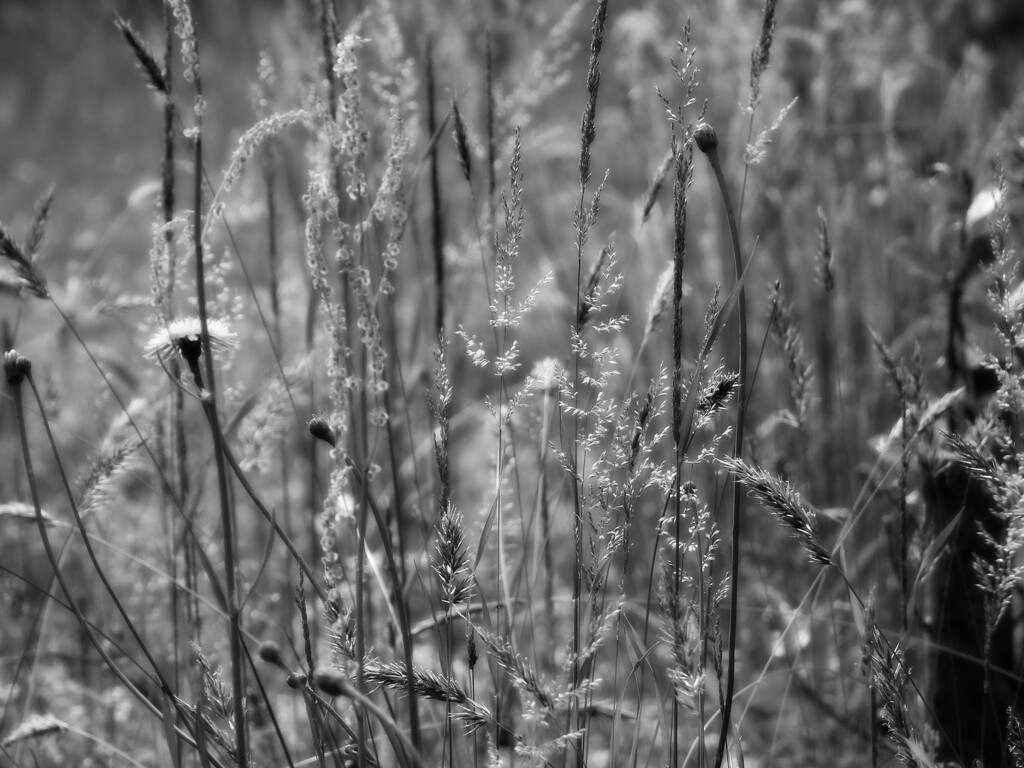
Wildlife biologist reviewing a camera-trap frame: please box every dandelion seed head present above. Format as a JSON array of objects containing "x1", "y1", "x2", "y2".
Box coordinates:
[{"x1": 144, "y1": 317, "x2": 238, "y2": 360}]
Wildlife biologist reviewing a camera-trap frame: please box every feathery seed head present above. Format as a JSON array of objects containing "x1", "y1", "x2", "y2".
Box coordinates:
[
  {"x1": 451, "y1": 97, "x2": 472, "y2": 182},
  {"x1": 749, "y1": 0, "x2": 778, "y2": 108},
  {"x1": 114, "y1": 15, "x2": 168, "y2": 94},
  {"x1": 0, "y1": 221, "x2": 49, "y2": 299},
  {"x1": 143, "y1": 317, "x2": 237, "y2": 363},
  {"x1": 721, "y1": 456, "x2": 833, "y2": 566},
  {"x1": 815, "y1": 206, "x2": 834, "y2": 293}
]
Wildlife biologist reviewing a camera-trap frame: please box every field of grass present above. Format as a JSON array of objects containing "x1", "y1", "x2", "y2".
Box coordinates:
[{"x1": 4, "y1": 1, "x2": 1024, "y2": 766}]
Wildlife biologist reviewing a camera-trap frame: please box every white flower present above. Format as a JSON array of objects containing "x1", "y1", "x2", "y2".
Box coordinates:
[{"x1": 144, "y1": 316, "x2": 238, "y2": 360}]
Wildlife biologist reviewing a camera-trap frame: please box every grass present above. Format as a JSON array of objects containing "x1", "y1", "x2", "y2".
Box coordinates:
[{"x1": 3, "y1": 1, "x2": 1024, "y2": 766}]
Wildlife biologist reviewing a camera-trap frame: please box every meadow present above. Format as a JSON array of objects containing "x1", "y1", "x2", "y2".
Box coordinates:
[{"x1": 3, "y1": 0, "x2": 1024, "y2": 766}]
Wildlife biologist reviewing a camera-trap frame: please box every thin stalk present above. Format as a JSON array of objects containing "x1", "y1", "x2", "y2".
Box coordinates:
[
  {"x1": 668, "y1": 130, "x2": 691, "y2": 768},
  {"x1": 899, "y1": 395, "x2": 908, "y2": 636},
  {"x1": 23, "y1": 371, "x2": 187, "y2": 721},
  {"x1": 485, "y1": 30, "x2": 496, "y2": 248},
  {"x1": 380, "y1": 381, "x2": 421, "y2": 749},
  {"x1": 694, "y1": 125, "x2": 748, "y2": 768},
  {"x1": 159, "y1": 15, "x2": 188, "y2": 756},
  {"x1": 4, "y1": 355, "x2": 216, "y2": 764},
  {"x1": 569, "y1": 6, "x2": 608, "y2": 763},
  {"x1": 671, "y1": 466, "x2": 683, "y2": 768},
  {"x1": 189, "y1": 65, "x2": 249, "y2": 762}
]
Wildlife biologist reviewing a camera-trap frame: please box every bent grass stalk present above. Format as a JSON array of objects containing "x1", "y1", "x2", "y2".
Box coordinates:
[{"x1": 693, "y1": 123, "x2": 749, "y2": 768}]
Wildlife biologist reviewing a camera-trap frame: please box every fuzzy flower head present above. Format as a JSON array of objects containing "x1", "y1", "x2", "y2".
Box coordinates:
[{"x1": 144, "y1": 317, "x2": 238, "y2": 363}]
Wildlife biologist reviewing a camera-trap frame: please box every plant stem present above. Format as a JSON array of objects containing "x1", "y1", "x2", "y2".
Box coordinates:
[
  {"x1": 696, "y1": 126, "x2": 748, "y2": 768},
  {"x1": 4, "y1": 354, "x2": 215, "y2": 763},
  {"x1": 192, "y1": 118, "x2": 249, "y2": 767}
]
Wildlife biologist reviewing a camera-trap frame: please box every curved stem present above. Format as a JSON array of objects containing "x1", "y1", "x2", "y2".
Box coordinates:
[
  {"x1": 5, "y1": 360, "x2": 220, "y2": 765},
  {"x1": 700, "y1": 136, "x2": 748, "y2": 768}
]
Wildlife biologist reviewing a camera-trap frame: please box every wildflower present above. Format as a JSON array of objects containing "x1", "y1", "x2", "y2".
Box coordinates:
[{"x1": 144, "y1": 317, "x2": 238, "y2": 363}]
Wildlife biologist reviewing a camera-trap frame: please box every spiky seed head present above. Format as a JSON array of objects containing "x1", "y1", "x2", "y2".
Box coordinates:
[{"x1": 694, "y1": 123, "x2": 718, "y2": 154}]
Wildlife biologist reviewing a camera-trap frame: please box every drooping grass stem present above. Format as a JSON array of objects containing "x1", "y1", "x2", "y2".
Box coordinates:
[{"x1": 694, "y1": 123, "x2": 748, "y2": 768}]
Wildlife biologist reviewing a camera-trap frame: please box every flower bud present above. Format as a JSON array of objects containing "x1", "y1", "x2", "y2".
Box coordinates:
[
  {"x1": 286, "y1": 672, "x2": 308, "y2": 689},
  {"x1": 4, "y1": 350, "x2": 30, "y2": 385},
  {"x1": 694, "y1": 123, "x2": 718, "y2": 154},
  {"x1": 312, "y1": 666, "x2": 349, "y2": 697},
  {"x1": 257, "y1": 640, "x2": 284, "y2": 667},
  {"x1": 308, "y1": 415, "x2": 337, "y2": 447}
]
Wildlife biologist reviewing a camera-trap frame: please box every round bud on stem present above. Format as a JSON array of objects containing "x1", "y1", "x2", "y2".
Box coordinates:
[
  {"x1": 312, "y1": 666, "x2": 349, "y2": 697},
  {"x1": 4, "y1": 350, "x2": 31, "y2": 385},
  {"x1": 286, "y1": 672, "x2": 308, "y2": 689},
  {"x1": 308, "y1": 415, "x2": 338, "y2": 447},
  {"x1": 694, "y1": 122, "x2": 718, "y2": 154},
  {"x1": 257, "y1": 640, "x2": 284, "y2": 667}
]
